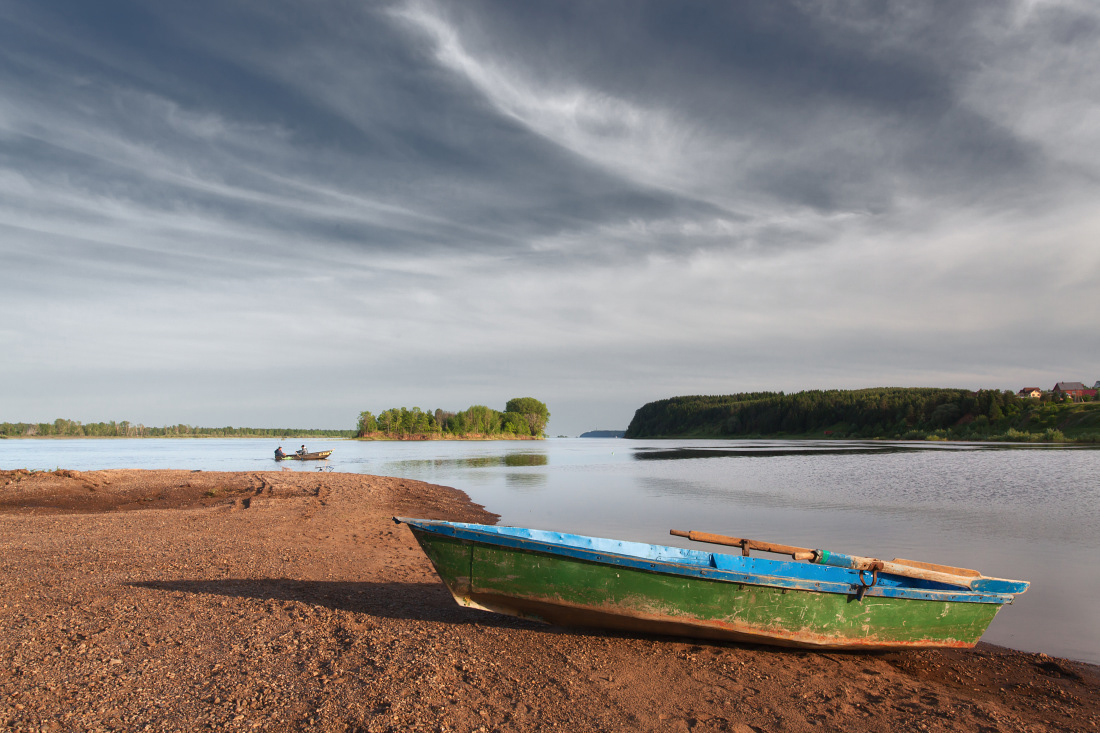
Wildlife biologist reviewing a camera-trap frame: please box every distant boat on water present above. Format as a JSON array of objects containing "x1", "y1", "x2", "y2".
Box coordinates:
[{"x1": 276, "y1": 450, "x2": 332, "y2": 461}]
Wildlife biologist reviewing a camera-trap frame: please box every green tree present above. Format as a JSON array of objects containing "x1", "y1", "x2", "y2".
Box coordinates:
[
  {"x1": 447, "y1": 411, "x2": 467, "y2": 435},
  {"x1": 502, "y1": 411, "x2": 531, "y2": 436},
  {"x1": 357, "y1": 411, "x2": 378, "y2": 435},
  {"x1": 505, "y1": 397, "x2": 550, "y2": 437},
  {"x1": 463, "y1": 405, "x2": 501, "y2": 435}
]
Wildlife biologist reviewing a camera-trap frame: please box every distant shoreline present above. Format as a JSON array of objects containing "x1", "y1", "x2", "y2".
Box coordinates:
[
  {"x1": 0, "y1": 434, "x2": 350, "y2": 440},
  {"x1": 8, "y1": 433, "x2": 1098, "y2": 445},
  {"x1": 623, "y1": 433, "x2": 1100, "y2": 445}
]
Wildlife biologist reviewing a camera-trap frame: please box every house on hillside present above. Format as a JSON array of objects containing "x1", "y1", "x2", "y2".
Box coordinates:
[
  {"x1": 1094, "y1": 381, "x2": 1100, "y2": 390},
  {"x1": 1052, "y1": 382, "x2": 1092, "y2": 400},
  {"x1": 1017, "y1": 387, "x2": 1042, "y2": 399}
]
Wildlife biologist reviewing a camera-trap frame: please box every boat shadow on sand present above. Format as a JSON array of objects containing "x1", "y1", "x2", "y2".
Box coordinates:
[
  {"x1": 127, "y1": 577, "x2": 830, "y2": 653},
  {"x1": 131, "y1": 578, "x2": 557, "y2": 633}
]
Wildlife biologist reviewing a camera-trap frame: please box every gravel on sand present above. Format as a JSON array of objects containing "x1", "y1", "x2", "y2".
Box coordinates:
[{"x1": 1, "y1": 468, "x2": 1097, "y2": 732}]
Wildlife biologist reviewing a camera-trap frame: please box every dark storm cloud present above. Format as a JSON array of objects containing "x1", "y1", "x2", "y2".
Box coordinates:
[
  {"x1": 2, "y1": 0, "x2": 722, "y2": 272},
  {"x1": 1, "y1": 0, "x2": 1079, "y2": 268},
  {"x1": 422, "y1": 0, "x2": 1050, "y2": 210}
]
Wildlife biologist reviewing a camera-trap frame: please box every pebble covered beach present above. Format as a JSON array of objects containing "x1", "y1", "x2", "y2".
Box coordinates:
[{"x1": 2, "y1": 468, "x2": 1097, "y2": 732}]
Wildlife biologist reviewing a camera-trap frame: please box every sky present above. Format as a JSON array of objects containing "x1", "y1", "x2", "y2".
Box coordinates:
[{"x1": 2, "y1": 0, "x2": 1099, "y2": 436}]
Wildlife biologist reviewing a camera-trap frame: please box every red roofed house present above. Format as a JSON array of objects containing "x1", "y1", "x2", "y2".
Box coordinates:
[{"x1": 1052, "y1": 382, "x2": 1096, "y2": 401}]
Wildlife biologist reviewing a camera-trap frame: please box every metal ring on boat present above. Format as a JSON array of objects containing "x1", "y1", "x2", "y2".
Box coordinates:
[
  {"x1": 859, "y1": 568, "x2": 879, "y2": 588},
  {"x1": 854, "y1": 568, "x2": 879, "y2": 601}
]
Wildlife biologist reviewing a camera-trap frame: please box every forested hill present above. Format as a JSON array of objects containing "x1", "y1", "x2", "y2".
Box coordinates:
[{"x1": 624, "y1": 389, "x2": 1100, "y2": 442}]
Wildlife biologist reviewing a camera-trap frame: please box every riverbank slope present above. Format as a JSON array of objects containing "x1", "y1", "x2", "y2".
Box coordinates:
[{"x1": 2, "y1": 469, "x2": 1096, "y2": 732}]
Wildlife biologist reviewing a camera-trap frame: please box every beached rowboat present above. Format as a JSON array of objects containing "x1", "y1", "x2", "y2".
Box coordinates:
[
  {"x1": 276, "y1": 450, "x2": 332, "y2": 461},
  {"x1": 395, "y1": 518, "x2": 1028, "y2": 650}
]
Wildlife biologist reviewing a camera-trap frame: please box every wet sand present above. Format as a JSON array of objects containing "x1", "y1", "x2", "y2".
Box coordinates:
[{"x1": 1, "y1": 468, "x2": 1097, "y2": 732}]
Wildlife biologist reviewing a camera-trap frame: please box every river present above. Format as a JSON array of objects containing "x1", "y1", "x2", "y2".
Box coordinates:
[{"x1": 3, "y1": 437, "x2": 1097, "y2": 664}]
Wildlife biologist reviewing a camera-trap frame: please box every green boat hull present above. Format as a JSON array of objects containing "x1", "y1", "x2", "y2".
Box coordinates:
[{"x1": 410, "y1": 527, "x2": 1003, "y2": 650}]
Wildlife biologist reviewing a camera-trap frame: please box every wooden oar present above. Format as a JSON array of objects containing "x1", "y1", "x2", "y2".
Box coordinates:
[
  {"x1": 670, "y1": 529, "x2": 818, "y2": 560},
  {"x1": 669, "y1": 529, "x2": 983, "y2": 589}
]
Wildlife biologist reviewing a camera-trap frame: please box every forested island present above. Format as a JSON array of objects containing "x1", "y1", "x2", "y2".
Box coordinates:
[
  {"x1": 356, "y1": 398, "x2": 549, "y2": 440},
  {"x1": 625, "y1": 388, "x2": 1100, "y2": 443},
  {"x1": 0, "y1": 420, "x2": 355, "y2": 439}
]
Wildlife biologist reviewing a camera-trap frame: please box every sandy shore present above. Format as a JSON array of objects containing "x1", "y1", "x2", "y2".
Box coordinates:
[{"x1": 1, "y1": 469, "x2": 1097, "y2": 732}]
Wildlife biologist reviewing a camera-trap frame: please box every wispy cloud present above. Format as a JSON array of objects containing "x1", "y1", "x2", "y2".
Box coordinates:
[{"x1": 391, "y1": 1, "x2": 721, "y2": 202}]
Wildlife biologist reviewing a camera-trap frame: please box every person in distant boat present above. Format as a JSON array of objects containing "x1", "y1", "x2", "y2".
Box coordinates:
[
  {"x1": 275, "y1": 446, "x2": 286, "y2": 459},
  {"x1": 297, "y1": 445, "x2": 308, "y2": 456}
]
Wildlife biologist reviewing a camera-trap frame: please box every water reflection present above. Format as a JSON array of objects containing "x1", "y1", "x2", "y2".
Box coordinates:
[
  {"x1": 384, "y1": 453, "x2": 548, "y2": 471},
  {"x1": 377, "y1": 452, "x2": 549, "y2": 492},
  {"x1": 633, "y1": 446, "x2": 920, "y2": 459},
  {"x1": 502, "y1": 472, "x2": 548, "y2": 492},
  {"x1": 503, "y1": 454, "x2": 549, "y2": 467},
  {"x1": 632, "y1": 441, "x2": 1082, "y2": 460}
]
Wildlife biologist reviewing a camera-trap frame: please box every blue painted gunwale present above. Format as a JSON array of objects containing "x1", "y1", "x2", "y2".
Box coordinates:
[{"x1": 399, "y1": 518, "x2": 1016, "y2": 605}]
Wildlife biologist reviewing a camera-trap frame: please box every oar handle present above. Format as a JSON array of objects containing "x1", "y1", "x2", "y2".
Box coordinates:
[
  {"x1": 815, "y1": 550, "x2": 884, "y2": 572},
  {"x1": 814, "y1": 551, "x2": 981, "y2": 588}
]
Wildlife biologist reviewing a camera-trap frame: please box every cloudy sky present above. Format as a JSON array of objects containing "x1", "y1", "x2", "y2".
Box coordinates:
[{"x1": 2, "y1": 1, "x2": 1098, "y2": 435}]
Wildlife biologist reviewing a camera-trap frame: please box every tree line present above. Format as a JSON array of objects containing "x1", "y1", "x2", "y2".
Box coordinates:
[
  {"x1": 624, "y1": 388, "x2": 1100, "y2": 442},
  {"x1": 357, "y1": 398, "x2": 549, "y2": 439},
  {"x1": 0, "y1": 419, "x2": 355, "y2": 438}
]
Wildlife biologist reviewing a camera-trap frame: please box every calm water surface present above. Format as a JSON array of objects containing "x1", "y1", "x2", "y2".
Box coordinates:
[{"x1": 3, "y1": 438, "x2": 1098, "y2": 664}]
